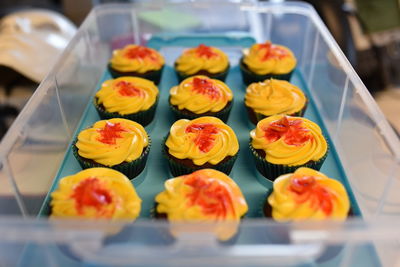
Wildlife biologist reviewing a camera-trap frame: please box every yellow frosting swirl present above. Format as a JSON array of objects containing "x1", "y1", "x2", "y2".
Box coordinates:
[
  {"x1": 155, "y1": 169, "x2": 248, "y2": 240},
  {"x1": 76, "y1": 118, "x2": 149, "y2": 166},
  {"x1": 175, "y1": 44, "x2": 229, "y2": 75},
  {"x1": 170, "y1": 75, "x2": 233, "y2": 114},
  {"x1": 245, "y1": 79, "x2": 306, "y2": 116},
  {"x1": 268, "y1": 167, "x2": 350, "y2": 221},
  {"x1": 243, "y1": 42, "x2": 296, "y2": 75},
  {"x1": 166, "y1": 117, "x2": 239, "y2": 165},
  {"x1": 250, "y1": 115, "x2": 327, "y2": 166},
  {"x1": 110, "y1": 44, "x2": 164, "y2": 73},
  {"x1": 51, "y1": 168, "x2": 141, "y2": 220},
  {"x1": 95, "y1": 77, "x2": 158, "y2": 115}
]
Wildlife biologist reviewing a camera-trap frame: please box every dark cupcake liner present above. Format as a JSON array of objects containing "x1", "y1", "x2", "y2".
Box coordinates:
[
  {"x1": 245, "y1": 101, "x2": 308, "y2": 125},
  {"x1": 249, "y1": 140, "x2": 328, "y2": 182},
  {"x1": 169, "y1": 99, "x2": 233, "y2": 123},
  {"x1": 93, "y1": 96, "x2": 159, "y2": 127},
  {"x1": 162, "y1": 136, "x2": 238, "y2": 177},
  {"x1": 108, "y1": 63, "x2": 164, "y2": 85},
  {"x1": 72, "y1": 137, "x2": 151, "y2": 180},
  {"x1": 239, "y1": 58, "x2": 293, "y2": 85},
  {"x1": 174, "y1": 63, "x2": 230, "y2": 82}
]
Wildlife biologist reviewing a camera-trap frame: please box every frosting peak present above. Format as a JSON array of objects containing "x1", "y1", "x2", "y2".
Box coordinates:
[
  {"x1": 262, "y1": 116, "x2": 312, "y2": 146},
  {"x1": 258, "y1": 42, "x2": 289, "y2": 61},
  {"x1": 268, "y1": 167, "x2": 350, "y2": 221},
  {"x1": 170, "y1": 76, "x2": 233, "y2": 114},
  {"x1": 243, "y1": 42, "x2": 296, "y2": 75},
  {"x1": 76, "y1": 118, "x2": 149, "y2": 166},
  {"x1": 192, "y1": 77, "x2": 221, "y2": 100},
  {"x1": 72, "y1": 177, "x2": 113, "y2": 216},
  {"x1": 166, "y1": 117, "x2": 239, "y2": 165},
  {"x1": 155, "y1": 169, "x2": 248, "y2": 240},
  {"x1": 96, "y1": 121, "x2": 127, "y2": 145},
  {"x1": 250, "y1": 115, "x2": 327, "y2": 166},
  {"x1": 110, "y1": 44, "x2": 164, "y2": 73},
  {"x1": 175, "y1": 45, "x2": 229, "y2": 75},
  {"x1": 289, "y1": 175, "x2": 334, "y2": 216},
  {"x1": 245, "y1": 79, "x2": 306, "y2": 117},
  {"x1": 51, "y1": 168, "x2": 141, "y2": 220},
  {"x1": 185, "y1": 123, "x2": 219, "y2": 153},
  {"x1": 184, "y1": 172, "x2": 236, "y2": 219},
  {"x1": 96, "y1": 77, "x2": 158, "y2": 115}
]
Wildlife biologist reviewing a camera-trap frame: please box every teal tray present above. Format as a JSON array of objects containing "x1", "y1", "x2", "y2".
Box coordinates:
[{"x1": 39, "y1": 36, "x2": 361, "y2": 218}]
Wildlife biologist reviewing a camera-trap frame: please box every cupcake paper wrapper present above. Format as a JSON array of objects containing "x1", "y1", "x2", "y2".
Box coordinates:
[
  {"x1": 108, "y1": 63, "x2": 164, "y2": 85},
  {"x1": 239, "y1": 58, "x2": 293, "y2": 85},
  {"x1": 249, "y1": 140, "x2": 329, "y2": 182},
  {"x1": 94, "y1": 96, "x2": 159, "y2": 127},
  {"x1": 72, "y1": 138, "x2": 151, "y2": 180},
  {"x1": 162, "y1": 136, "x2": 238, "y2": 177},
  {"x1": 169, "y1": 100, "x2": 233, "y2": 123},
  {"x1": 174, "y1": 64, "x2": 230, "y2": 82}
]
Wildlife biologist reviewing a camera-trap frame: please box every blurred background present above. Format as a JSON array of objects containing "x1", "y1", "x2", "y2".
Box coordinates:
[{"x1": 0, "y1": 0, "x2": 399, "y2": 139}]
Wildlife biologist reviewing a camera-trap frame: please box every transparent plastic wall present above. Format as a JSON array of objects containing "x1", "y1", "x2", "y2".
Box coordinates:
[{"x1": 0, "y1": 1, "x2": 399, "y2": 266}]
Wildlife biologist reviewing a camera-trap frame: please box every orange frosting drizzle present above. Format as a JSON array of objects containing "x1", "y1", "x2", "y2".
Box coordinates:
[
  {"x1": 185, "y1": 123, "x2": 219, "y2": 153},
  {"x1": 262, "y1": 116, "x2": 312, "y2": 146},
  {"x1": 184, "y1": 172, "x2": 235, "y2": 219},
  {"x1": 289, "y1": 175, "x2": 334, "y2": 216},
  {"x1": 191, "y1": 77, "x2": 222, "y2": 100},
  {"x1": 96, "y1": 122, "x2": 126, "y2": 145},
  {"x1": 258, "y1": 42, "x2": 289, "y2": 61},
  {"x1": 195, "y1": 44, "x2": 218, "y2": 58},
  {"x1": 124, "y1": 46, "x2": 157, "y2": 61},
  {"x1": 115, "y1": 81, "x2": 143, "y2": 97},
  {"x1": 71, "y1": 177, "x2": 113, "y2": 216}
]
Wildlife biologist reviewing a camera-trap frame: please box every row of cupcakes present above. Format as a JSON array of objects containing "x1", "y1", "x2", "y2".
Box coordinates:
[
  {"x1": 51, "y1": 167, "x2": 350, "y2": 241},
  {"x1": 95, "y1": 75, "x2": 306, "y2": 126},
  {"x1": 107, "y1": 42, "x2": 297, "y2": 85},
  {"x1": 72, "y1": 114, "x2": 327, "y2": 183}
]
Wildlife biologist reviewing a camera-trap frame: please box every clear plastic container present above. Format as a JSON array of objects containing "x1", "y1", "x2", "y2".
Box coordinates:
[{"x1": 0, "y1": 1, "x2": 399, "y2": 266}]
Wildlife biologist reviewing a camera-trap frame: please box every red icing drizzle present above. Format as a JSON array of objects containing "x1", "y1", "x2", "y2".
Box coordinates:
[
  {"x1": 262, "y1": 116, "x2": 312, "y2": 146},
  {"x1": 184, "y1": 172, "x2": 235, "y2": 219},
  {"x1": 115, "y1": 81, "x2": 143, "y2": 97},
  {"x1": 191, "y1": 77, "x2": 222, "y2": 100},
  {"x1": 96, "y1": 122, "x2": 127, "y2": 145},
  {"x1": 258, "y1": 42, "x2": 289, "y2": 61},
  {"x1": 124, "y1": 46, "x2": 157, "y2": 61},
  {"x1": 289, "y1": 175, "x2": 334, "y2": 216},
  {"x1": 71, "y1": 177, "x2": 113, "y2": 216},
  {"x1": 185, "y1": 123, "x2": 219, "y2": 153},
  {"x1": 194, "y1": 44, "x2": 218, "y2": 58}
]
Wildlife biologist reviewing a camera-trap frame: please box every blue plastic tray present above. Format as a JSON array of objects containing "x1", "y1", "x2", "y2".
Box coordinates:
[{"x1": 39, "y1": 36, "x2": 361, "y2": 218}]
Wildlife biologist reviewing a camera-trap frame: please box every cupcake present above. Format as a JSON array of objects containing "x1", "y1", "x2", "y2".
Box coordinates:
[
  {"x1": 108, "y1": 44, "x2": 164, "y2": 84},
  {"x1": 264, "y1": 167, "x2": 351, "y2": 262},
  {"x1": 240, "y1": 41, "x2": 296, "y2": 85},
  {"x1": 72, "y1": 118, "x2": 150, "y2": 180},
  {"x1": 250, "y1": 115, "x2": 328, "y2": 181},
  {"x1": 245, "y1": 79, "x2": 307, "y2": 125},
  {"x1": 51, "y1": 168, "x2": 141, "y2": 220},
  {"x1": 264, "y1": 167, "x2": 350, "y2": 221},
  {"x1": 164, "y1": 116, "x2": 239, "y2": 176},
  {"x1": 155, "y1": 169, "x2": 248, "y2": 241},
  {"x1": 174, "y1": 44, "x2": 230, "y2": 82},
  {"x1": 169, "y1": 75, "x2": 233, "y2": 122},
  {"x1": 94, "y1": 77, "x2": 159, "y2": 126}
]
